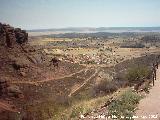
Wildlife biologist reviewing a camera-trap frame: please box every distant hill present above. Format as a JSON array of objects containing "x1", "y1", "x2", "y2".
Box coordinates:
[{"x1": 28, "y1": 27, "x2": 160, "y2": 33}]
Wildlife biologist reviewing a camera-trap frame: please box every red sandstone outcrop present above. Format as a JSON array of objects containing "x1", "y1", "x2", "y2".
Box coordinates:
[{"x1": 0, "y1": 23, "x2": 28, "y2": 47}]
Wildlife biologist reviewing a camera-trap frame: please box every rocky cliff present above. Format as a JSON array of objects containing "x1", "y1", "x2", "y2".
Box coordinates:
[{"x1": 0, "y1": 23, "x2": 28, "y2": 47}]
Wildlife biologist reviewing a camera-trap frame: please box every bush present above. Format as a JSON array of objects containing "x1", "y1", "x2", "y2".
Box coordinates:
[
  {"x1": 120, "y1": 43, "x2": 145, "y2": 48},
  {"x1": 108, "y1": 90, "x2": 142, "y2": 120},
  {"x1": 125, "y1": 65, "x2": 151, "y2": 83},
  {"x1": 94, "y1": 78, "x2": 129, "y2": 96},
  {"x1": 94, "y1": 80, "x2": 118, "y2": 95}
]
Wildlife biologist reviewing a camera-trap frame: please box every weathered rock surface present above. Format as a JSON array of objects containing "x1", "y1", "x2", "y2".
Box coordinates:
[
  {"x1": 0, "y1": 79, "x2": 8, "y2": 96},
  {"x1": 0, "y1": 23, "x2": 28, "y2": 47}
]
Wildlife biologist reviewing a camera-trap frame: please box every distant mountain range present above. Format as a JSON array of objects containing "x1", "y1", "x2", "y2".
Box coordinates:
[{"x1": 28, "y1": 27, "x2": 160, "y2": 33}]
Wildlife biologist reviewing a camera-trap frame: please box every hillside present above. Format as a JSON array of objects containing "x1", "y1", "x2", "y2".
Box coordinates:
[
  {"x1": 1, "y1": 23, "x2": 160, "y2": 120},
  {"x1": 0, "y1": 23, "x2": 85, "y2": 120}
]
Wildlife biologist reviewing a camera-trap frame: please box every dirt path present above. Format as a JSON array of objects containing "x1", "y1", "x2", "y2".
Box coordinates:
[
  {"x1": 136, "y1": 66, "x2": 160, "y2": 120},
  {"x1": 68, "y1": 68, "x2": 99, "y2": 97},
  {"x1": 10, "y1": 68, "x2": 87, "y2": 86},
  {"x1": 0, "y1": 100, "x2": 18, "y2": 113}
]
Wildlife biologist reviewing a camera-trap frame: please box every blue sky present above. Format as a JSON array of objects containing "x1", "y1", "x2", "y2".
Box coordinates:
[{"x1": 0, "y1": 0, "x2": 160, "y2": 29}]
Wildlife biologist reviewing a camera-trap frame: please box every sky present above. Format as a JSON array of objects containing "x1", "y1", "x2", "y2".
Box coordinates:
[{"x1": 0, "y1": 0, "x2": 160, "y2": 29}]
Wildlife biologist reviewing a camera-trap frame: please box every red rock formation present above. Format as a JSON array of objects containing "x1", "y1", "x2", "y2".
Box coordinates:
[
  {"x1": 0, "y1": 23, "x2": 28, "y2": 47},
  {"x1": 0, "y1": 79, "x2": 8, "y2": 96}
]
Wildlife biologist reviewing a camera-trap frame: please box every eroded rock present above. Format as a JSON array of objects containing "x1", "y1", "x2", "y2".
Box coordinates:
[{"x1": 0, "y1": 23, "x2": 28, "y2": 48}]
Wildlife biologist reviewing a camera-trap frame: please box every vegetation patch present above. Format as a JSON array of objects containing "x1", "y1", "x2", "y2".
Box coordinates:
[
  {"x1": 108, "y1": 90, "x2": 142, "y2": 120},
  {"x1": 121, "y1": 43, "x2": 145, "y2": 48},
  {"x1": 68, "y1": 94, "x2": 112, "y2": 119},
  {"x1": 125, "y1": 65, "x2": 151, "y2": 83},
  {"x1": 93, "y1": 78, "x2": 128, "y2": 96}
]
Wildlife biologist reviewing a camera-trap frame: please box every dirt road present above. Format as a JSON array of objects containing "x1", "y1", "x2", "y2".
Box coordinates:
[
  {"x1": 68, "y1": 68, "x2": 99, "y2": 97},
  {"x1": 136, "y1": 66, "x2": 160, "y2": 120},
  {"x1": 10, "y1": 67, "x2": 87, "y2": 86}
]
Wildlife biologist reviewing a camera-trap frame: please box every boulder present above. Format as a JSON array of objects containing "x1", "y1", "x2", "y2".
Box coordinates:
[
  {"x1": 7, "y1": 85, "x2": 23, "y2": 98},
  {"x1": 19, "y1": 71, "x2": 27, "y2": 77}
]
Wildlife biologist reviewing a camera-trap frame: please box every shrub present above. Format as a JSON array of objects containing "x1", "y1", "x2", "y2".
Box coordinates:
[
  {"x1": 94, "y1": 80, "x2": 118, "y2": 95},
  {"x1": 125, "y1": 65, "x2": 151, "y2": 83},
  {"x1": 55, "y1": 95, "x2": 71, "y2": 106},
  {"x1": 70, "y1": 106, "x2": 86, "y2": 118},
  {"x1": 121, "y1": 43, "x2": 145, "y2": 48},
  {"x1": 69, "y1": 95, "x2": 110, "y2": 119},
  {"x1": 108, "y1": 90, "x2": 142, "y2": 120},
  {"x1": 93, "y1": 78, "x2": 129, "y2": 96}
]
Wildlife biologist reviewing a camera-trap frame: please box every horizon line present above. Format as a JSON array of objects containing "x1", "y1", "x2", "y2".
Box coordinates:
[{"x1": 27, "y1": 26, "x2": 160, "y2": 31}]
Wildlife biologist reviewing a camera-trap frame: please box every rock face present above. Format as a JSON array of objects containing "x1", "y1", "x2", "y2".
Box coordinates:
[
  {"x1": 0, "y1": 79, "x2": 8, "y2": 96},
  {"x1": 7, "y1": 85, "x2": 24, "y2": 98},
  {"x1": 0, "y1": 79, "x2": 23, "y2": 98},
  {"x1": 0, "y1": 23, "x2": 28, "y2": 47},
  {"x1": 15, "y1": 28, "x2": 28, "y2": 44}
]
